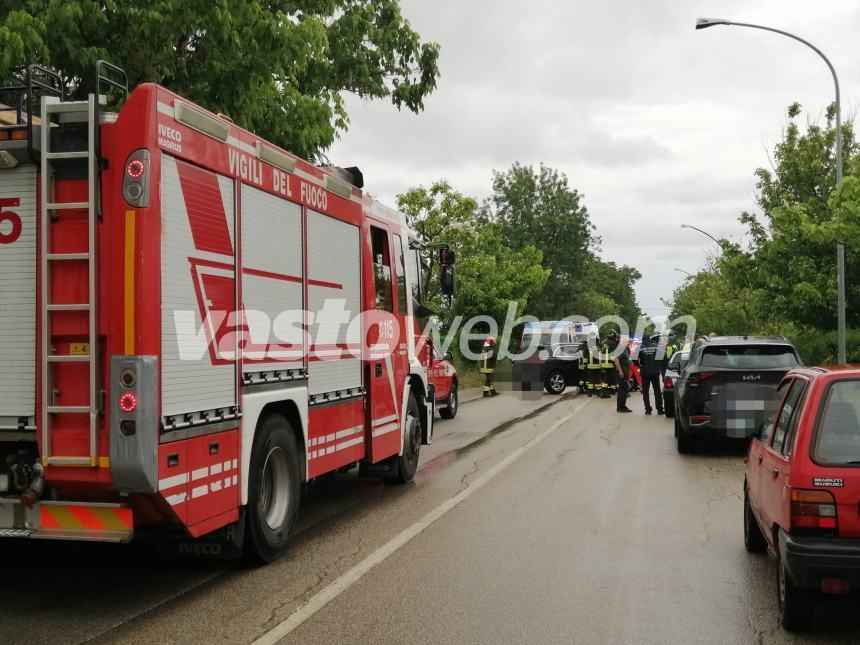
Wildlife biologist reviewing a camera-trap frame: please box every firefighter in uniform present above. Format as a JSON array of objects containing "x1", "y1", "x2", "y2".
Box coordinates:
[
  {"x1": 585, "y1": 336, "x2": 601, "y2": 396},
  {"x1": 606, "y1": 332, "x2": 622, "y2": 395},
  {"x1": 577, "y1": 339, "x2": 589, "y2": 394},
  {"x1": 480, "y1": 336, "x2": 499, "y2": 397},
  {"x1": 600, "y1": 337, "x2": 616, "y2": 398}
]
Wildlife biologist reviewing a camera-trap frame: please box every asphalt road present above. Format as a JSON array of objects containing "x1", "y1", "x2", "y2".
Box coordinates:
[{"x1": 5, "y1": 389, "x2": 860, "y2": 644}]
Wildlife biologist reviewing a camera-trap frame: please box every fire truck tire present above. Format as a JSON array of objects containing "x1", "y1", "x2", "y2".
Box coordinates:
[
  {"x1": 246, "y1": 414, "x2": 301, "y2": 563},
  {"x1": 439, "y1": 382, "x2": 458, "y2": 419},
  {"x1": 394, "y1": 393, "x2": 421, "y2": 484}
]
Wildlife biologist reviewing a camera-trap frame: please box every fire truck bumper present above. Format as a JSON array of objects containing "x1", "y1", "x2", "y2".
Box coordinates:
[{"x1": 0, "y1": 499, "x2": 133, "y2": 543}]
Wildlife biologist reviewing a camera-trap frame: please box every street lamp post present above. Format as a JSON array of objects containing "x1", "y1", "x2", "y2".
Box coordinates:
[
  {"x1": 675, "y1": 268, "x2": 693, "y2": 277},
  {"x1": 696, "y1": 17, "x2": 847, "y2": 363},
  {"x1": 680, "y1": 223, "x2": 721, "y2": 247}
]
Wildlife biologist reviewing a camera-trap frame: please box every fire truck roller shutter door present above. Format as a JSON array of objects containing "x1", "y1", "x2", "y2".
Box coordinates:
[
  {"x1": 307, "y1": 210, "x2": 361, "y2": 396},
  {"x1": 0, "y1": 165, "x2": 36, "y2": 429},
  {"x1": 160, "y1": 155, "x2": 237, "y2": 418},
  {"x1": 240, "y1": 185, "x2": 304, "y2": 373}
]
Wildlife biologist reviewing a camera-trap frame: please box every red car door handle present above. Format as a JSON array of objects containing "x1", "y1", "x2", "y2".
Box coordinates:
[{"x1": 772, "y1": 468, "x2": 779, "y2": 478}]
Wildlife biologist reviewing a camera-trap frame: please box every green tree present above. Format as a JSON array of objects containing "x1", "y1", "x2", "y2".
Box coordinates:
[
  {"x1": 397, "y1": 181, "x2": 550, "y2": 326},
  {"x1": 396, "y1": 181, "x2": 478, "y2": 305},
  {"x1": 741, "y1": 102, "x2": 859, "y2": 330},
  {"x1": 484, "y1": 163, "x2": 594, "y2": 319},
  {"x1": 0, "y1": 0, "x2": 440, "y2": 160},
  {"x1": 482, "y1": 162, "x2": 642, "y2": 326},
  {"x1": 580, "y1": 258, "x2": 642, "y2": 324},
  {"x1": 667, "y1": 103, "x2": 860, "y2": 363}
]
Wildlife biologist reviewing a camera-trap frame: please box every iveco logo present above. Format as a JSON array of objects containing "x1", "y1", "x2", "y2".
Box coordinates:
[{"x1": 742, "y1": 375, "x2": 761, "y2": 381}]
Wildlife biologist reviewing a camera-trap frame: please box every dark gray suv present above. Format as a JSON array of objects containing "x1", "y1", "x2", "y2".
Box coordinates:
[{"x1": 674, "y1": 336, "x2": 801, "y2": 453}]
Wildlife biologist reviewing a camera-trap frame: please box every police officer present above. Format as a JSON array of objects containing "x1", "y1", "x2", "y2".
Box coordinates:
[
  {"x1": 480, "y1": 336, "x2": 499, "y2": 397},
  {"x1": 638, "y1": 334, "x2": 664, "y2": 415}
]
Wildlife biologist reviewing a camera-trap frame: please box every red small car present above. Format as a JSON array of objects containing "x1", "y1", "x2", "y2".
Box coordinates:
[
  {"x1": 428, "y1": 347, "x2": 459, "y2": 419},
  {"x1": 745, "y1": 365, "x2": 860, "y2": 630}
]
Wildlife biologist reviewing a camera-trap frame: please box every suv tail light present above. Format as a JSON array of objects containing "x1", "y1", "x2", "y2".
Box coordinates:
[
  {"x1": 688, "y1": 371, "x2": 716, "y2": 386},
  {"x1": 791, "y1": 489, "x2": 837, "y2": 532}
]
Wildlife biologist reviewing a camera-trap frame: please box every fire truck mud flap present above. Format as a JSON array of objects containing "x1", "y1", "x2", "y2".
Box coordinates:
[{"x1": 0, "y1": 499, "x2": 133, "y2": 543}]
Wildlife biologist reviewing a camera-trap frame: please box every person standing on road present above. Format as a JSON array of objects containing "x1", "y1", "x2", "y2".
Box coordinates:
[
  {"x1": 480, "y1": 336, "x2": 499, "y2": 397},
  {"x1": 585, "y1": 335, "x2": 601, "y2": 397},
  {"x1": 638, "y1": 334, "x2": 664, "y2": 415},
  {"x1": 612, "y1": 333, "x2": 633, "y2": 413},
  {"x1": 599, "y1": 338, "x2": 615, "y2": 398},
  {"x1": 577, "y1": 339, "x2": 589, "y2": 394}
]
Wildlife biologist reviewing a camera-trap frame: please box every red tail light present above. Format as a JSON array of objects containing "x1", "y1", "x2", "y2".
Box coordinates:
[
  {"x1": 664, "y1": 376, "x2": 674, "y2": 389},
  {"x1": 119, "y1": 392, "x2": 138, "y2": 413},
  {"x1": 687, "y1": 371, "x2": 716, "y2": 385},
  {"x1": 690, "y1": 415, "x2": 710, "y2": 424},
  {"x1": 791, "y1": 489, "x2": 837, "y2": 532},
  {"x1": 126, "y1": 159, "x2": 146, "y2": 179}
]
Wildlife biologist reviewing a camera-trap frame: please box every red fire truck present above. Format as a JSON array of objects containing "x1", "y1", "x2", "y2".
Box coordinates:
[{"x1": 0, "y1": 63, "x2": 452, "y2": 561}]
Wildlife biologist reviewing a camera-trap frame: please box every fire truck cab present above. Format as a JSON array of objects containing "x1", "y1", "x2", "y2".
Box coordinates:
[{"x1": 0, "y1": 64, "x2": 450, "y2": 561}]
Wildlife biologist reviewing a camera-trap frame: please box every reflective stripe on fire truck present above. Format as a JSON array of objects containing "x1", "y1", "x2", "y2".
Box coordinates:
[
  {"x1": 307, "y1": 424, "x2": 365, "y2": 459},
  {"x1": 157, "y1": 459, "x2": 239, "y2": 506}
]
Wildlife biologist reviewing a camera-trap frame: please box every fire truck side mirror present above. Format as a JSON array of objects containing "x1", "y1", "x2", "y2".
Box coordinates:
[
  {"x1": 440, "y1": 265, "x2": 456, "y2": 296},
  {"x1": 439, "y1": 248, "x2": 455, "y2": 266}
]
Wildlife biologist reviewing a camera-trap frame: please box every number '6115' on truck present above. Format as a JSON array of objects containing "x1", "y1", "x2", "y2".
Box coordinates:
[{"x1": 0, "y1": 63, "x2": 455, "y2": 562}]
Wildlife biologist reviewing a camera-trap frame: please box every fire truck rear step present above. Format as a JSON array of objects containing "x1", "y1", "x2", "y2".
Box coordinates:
[
  {"x1": 39, "y1": 95, "x2": 99, "y2": 467},
  {"x1": 0, "y1": 499, "x2": 133, "y2": 543}
]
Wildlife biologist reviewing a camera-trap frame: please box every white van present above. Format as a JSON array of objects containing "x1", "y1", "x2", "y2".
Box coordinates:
[{"x1": 521, "y1": 320, "x2": 599, "y2": 349}]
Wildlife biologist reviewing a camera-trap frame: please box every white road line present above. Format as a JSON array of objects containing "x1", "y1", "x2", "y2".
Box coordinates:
[{"x1": 252, "y1": 399, "x2": 589, "y2": 645}]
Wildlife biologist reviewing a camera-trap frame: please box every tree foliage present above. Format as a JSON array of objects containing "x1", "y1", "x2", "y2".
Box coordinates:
[
  {"x1": 399, "y1": 165, "x2": 644, "y2": 341},
  {"x1": 667, "y1": 103, "x2": 860, "y2": 364},
  {"x1": 483, "y1": 163, "x2": 642, "y2": 325},
  {"x1": 0, "y1": 0, "x2": 440, "y2": 159},
  {"x1": 397, "y1": 181, "x2": 550, "y2": 326}
]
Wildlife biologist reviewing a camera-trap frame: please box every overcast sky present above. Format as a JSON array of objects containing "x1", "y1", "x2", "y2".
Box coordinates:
[{"x1": 329, "y1": 0, "x2": 860, "y2": 323}]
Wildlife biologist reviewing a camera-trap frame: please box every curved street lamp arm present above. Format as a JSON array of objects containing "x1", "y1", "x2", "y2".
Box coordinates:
[
  {"x1": 722, "y1": 21, "x2": 841, "y2": 181},
  {"x1": 682, "y1": 224, "x2": 721, "y2": 247}
]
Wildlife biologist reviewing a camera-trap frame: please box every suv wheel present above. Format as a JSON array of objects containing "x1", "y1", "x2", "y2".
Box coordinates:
[
  {"x1": 777, "y1": 559, "x2": 814, "y2": 631},
  {"x1": 544, "y1": 370, "x2": 566, "y2": 395},
  {"x1": 743, "y1": 489, "x2": 767, "y2": 553}
]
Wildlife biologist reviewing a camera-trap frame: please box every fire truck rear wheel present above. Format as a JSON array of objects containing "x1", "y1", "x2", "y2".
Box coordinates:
[
  {"x1": 394, "y1": 393, "x2": 421, "y2": 484},
  {"x1": 246, "y1": 414, "x2": 301, "y2": 563}
]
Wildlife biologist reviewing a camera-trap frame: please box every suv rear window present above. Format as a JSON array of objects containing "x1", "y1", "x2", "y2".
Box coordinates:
[
  {"x1": 700, "y1": 345, "x2": 798, "y2": 369},
  {"x1": 813, "y1": 380, "x2": 860, "y2": 465}
]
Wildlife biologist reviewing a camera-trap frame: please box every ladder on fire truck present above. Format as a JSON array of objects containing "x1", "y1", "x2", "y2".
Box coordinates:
[{"x1": 38, "y1": 62, "x2": 127, "y2": 467}]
